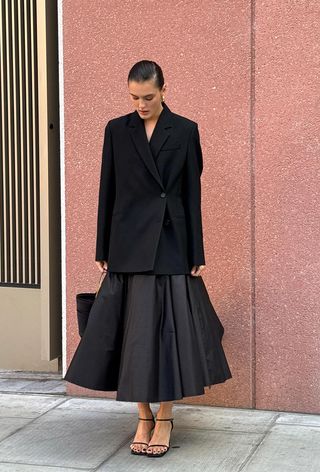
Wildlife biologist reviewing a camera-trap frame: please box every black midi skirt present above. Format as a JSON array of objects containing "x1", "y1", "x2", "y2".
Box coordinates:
[{"x1": 63, "y1": 272, "x2": 232, "y2": 402}]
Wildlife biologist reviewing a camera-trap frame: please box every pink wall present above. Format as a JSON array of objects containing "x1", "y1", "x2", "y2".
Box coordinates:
[
  {"x1": 63, "y1": 1, "x2": 320, "y2": 413},
  {"x1": 255, "y1": 0, "x2": 320, "y2": 412}
]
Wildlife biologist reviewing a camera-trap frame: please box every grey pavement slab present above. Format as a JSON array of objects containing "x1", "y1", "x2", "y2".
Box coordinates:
[
  {"x1": 241, "y1": 424, "x2": 320, "y2": 472},
  {"x1": 0, "y1": 464, "x2": 85, "y2": 471},
  {"x1": 0, "y1": 392, "x2": 319, "y2": 471},
  {"x1": 0, "y1": 378, "x2": 66, "y2": 395},
  {"x1": 18, "y1": 380, "x2": 66, "y2": 395},
  {"x1": 0, "y1": 417, "x2": 33, "y2": 442},
  {"x1": 57, "y1": 399, "x2": 278, "y2": 433},
  {"x1": 56, "y1": 397, "x2": 141, "y2": 414},
  {"x1": 96, "y1": 428, "x2": 264, "y2": 471},
  {"x1": 171, "y1": 406, "x2": 278, "y2": 433},
  {"x1": 0, "y1": 380, "x2": 39, "y2": 393},
  {"x1": 0, "y1": 408, "x2": 135, "y2": 470},
  {"x1": 276, "y1": 412, "x2": 320, "y2": 427},
  {"x1": 0, "y1": 394, "x2": 66, "y2": 418},
  {"x1": 0, "y1": 371, "x2": 62, "y2": 380}
]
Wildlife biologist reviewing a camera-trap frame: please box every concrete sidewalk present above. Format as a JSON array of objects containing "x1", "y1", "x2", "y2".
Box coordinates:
[{"x1": 0, "y1": 375, "x2": 319, "y2": 471}]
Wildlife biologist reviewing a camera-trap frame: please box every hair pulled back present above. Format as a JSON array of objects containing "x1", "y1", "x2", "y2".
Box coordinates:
[{"x1": 128, "y1": 60, "x2": 164, "y2": 90}]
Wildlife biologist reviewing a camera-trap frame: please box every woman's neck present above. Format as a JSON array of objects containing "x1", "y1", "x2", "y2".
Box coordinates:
[{"x1": 144, "y1": 104, "x2": 163, "y2": 125}]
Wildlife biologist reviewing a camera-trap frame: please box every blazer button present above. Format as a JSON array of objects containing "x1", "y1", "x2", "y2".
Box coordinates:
[
  {"x1": 164, "y1": 218, "x2": 171, "y2": 226},
  {"x1": 160, "y1": 192, "x2": 166, "y2": 198}
]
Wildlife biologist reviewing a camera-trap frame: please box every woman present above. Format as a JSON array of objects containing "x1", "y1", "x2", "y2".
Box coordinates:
[{"x1": 64, "y1": 60, "x2": 232, "y2": 458}]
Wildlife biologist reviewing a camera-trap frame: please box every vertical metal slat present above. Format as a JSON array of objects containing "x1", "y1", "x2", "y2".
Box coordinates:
[{"x1": 0, "y1": 0, "x2": 40, "y2": 287}]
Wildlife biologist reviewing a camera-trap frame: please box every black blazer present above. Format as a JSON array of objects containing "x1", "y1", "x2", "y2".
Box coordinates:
[{"x1": 95, "y1": 101, "x2": 205, "y2": 274}]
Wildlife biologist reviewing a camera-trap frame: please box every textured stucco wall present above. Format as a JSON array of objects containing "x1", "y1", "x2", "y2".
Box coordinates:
[
  {"x1": 63, "y1": 0, "x2": 320, "y2": 413},
  {"x1": 254, "y1": 0, "x2": 320, "y2": 413}
]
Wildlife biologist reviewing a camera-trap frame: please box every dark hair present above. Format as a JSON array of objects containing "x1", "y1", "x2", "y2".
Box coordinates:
[{"x1": 127, "y1": 60, "x2": 164, "y2": 89}]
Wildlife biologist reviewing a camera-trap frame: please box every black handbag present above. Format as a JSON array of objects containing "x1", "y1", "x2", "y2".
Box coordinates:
[{"x1": 76, "y1": 270, "x2": 107, "y2": 337}]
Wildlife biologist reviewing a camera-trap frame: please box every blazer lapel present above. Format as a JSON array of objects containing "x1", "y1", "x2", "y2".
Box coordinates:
[
  {"x1": 148, "y1": 102, "x2": 172, "y2": 160},
  {"x1": 127, "y1": 102, "x2": 173, "y2": 190}
]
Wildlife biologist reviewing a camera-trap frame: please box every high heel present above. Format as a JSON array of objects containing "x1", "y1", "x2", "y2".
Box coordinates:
[
  {"x1": 130, "y1": 415, "x2": 155, "y2": 455},
  {"x1": 146, "y1": 417, "x2": 174, "y2": 458}
]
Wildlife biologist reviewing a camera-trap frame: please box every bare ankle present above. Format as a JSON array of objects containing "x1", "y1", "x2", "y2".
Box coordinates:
[
  {"x1": 156, "y1": 401, "x2": 173, "y2": 419},
  {"x1": 137, "y1": 402, "x2": 153, "y2": 418}
]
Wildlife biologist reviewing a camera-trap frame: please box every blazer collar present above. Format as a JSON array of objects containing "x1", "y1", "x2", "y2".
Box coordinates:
[{"x1": 127, "y1": 102, "x2": 173, "y2": 190}]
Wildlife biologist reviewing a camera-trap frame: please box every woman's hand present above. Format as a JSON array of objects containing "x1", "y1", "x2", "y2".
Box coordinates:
[
  {"x1": 95, "y1": 260, "x2": 108, "y2": 273},
  {"x1": 191, "y1": 265, "x2": 205, "y2": 276}
]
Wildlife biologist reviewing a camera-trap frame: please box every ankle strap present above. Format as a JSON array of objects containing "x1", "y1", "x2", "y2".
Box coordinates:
[{"x1": 156, "y1": 417, "x2": 174, "y2": 421}]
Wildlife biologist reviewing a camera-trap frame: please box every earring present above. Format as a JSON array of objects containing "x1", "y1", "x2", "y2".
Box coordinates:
[{"x1": 162, "y1": 95, "x2": 165, "y2": 102}]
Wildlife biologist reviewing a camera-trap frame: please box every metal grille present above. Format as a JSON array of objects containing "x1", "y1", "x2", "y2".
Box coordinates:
[{"x1": 0, "y1": 0, "x2": 40, "y2": 287}]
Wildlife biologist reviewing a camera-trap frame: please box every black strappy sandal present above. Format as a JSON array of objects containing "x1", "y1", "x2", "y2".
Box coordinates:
[
  {"x1": 130, "y1": 415, "x2": 155, "y2": 455},
  {"x1": 146, "y1": 417, "x2": 174, "y2": 458}
]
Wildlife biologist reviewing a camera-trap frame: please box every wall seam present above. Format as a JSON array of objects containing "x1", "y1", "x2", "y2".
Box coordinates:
[
  {"x1": 57, "y1": 0, "x2": 66, "y2": 376},
  {"x1": 250, "y1": 0, "x2": 257, "y2": 409}
]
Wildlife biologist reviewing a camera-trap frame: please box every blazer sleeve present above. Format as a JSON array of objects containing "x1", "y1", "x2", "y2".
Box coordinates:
[
  {"x1": 95, "y1": 121, "x2": 116, "y2": 261},
  {"x1": 182, "y1": 123, "x2": 206, "y2": 266}
]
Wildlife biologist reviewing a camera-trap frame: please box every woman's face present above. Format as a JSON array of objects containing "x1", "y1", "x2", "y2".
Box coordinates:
[{"x1": 128, "y1": 79, "x2": 166, "y2": 120}]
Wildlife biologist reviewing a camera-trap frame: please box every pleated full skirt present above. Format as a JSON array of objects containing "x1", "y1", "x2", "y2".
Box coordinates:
[{"x1": 64, "y1": 272, "x2": 232, "y2": 402}]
